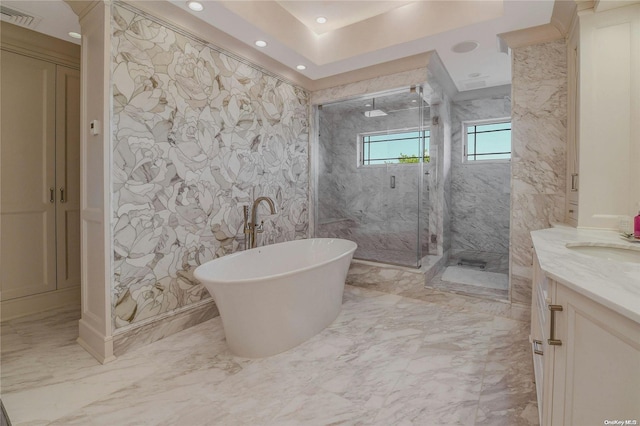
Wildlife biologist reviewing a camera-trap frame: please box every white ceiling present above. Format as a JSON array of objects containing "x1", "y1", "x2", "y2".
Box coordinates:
[
  {"x1": 276, "y1": 1, "x2": 415, "y2": 35},
  {"x1": 6, "y1": 1, "x2": 558, "y2": 92},
  {"x1": 1, "y1": 0, "x2": 81, "y2": 45},
  {"x1": 169, "y1": 0, "x2": 556, "y2": 91}
]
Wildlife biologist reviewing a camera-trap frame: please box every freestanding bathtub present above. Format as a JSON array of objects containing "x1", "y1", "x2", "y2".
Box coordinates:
[{"x1": 194, "y1": 238, "x2": 357, "y2": 358}]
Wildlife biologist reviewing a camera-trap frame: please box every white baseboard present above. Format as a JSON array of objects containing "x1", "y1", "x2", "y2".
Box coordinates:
[
  {"x1": 77, "y1": 318, "x2": 116, "y2": 364},
  {"x1": 1, "y1": 286, "x2": 80, "y2": 322}
]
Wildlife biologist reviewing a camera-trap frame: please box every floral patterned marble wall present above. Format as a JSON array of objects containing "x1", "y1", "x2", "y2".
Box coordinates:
[{"x1": 110, "y1": 4, "x2": 309, "y2": 328}]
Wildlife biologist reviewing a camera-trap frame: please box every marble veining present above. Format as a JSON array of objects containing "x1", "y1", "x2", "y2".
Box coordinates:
[
  {"x1": 316, "y1": 90, "x2": 429, "y2": 267},
  {"x1": 110, "y1": 4, "x2": 309, "y2": 329},
  {"x1": 531, "y1": 225, "x2": 640, "y2": 324},
  {"x1": 451, "y1": 97, "x2": 511, "y2": 257},
  {"x1": 310, "y1": 68, "x2": 428, "y2": 105},
  {"x1": 1, "y1": 283, "x2": 536, "y2": 425},
  {"x1": 510, "y1": 39, "x2": 567, "y2": 305}
]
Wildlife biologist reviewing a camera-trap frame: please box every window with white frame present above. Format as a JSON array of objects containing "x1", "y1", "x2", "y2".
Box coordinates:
[
  {"x1": 360, "y1": 128, "x2": 430, "y2": 166},
  {"x1": 463, "y1": 119, "x2": 511, "y2": 162}
]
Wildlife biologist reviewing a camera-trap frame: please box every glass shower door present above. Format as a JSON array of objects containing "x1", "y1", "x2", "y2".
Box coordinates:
[{"x1": 316, "y1": 88, "x2": 427, "y2": 268}]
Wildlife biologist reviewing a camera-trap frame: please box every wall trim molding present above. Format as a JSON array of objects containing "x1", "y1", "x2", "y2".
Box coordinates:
[
  {"x1": 0, "y1": 287, "x2": 80, "y2": 322},
  {"x1": 0, "y1": 22, "x2": 80, "y2": 68},
  {"x1": 78, "y1": 318, "x2": 116, "y2": 364},
  {"x1": 498, "y1": 23, "x2": 564, "y2": 49}
]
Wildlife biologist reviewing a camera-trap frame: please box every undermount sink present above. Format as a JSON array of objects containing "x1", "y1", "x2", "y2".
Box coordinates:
[{"x1": 566, "y1": 244, "x2": 640, "y2": 264}]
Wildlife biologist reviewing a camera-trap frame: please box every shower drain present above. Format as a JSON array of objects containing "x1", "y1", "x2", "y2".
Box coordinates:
[{"x1": 457, "y1": 258, "x2": 487, "y2": 269}]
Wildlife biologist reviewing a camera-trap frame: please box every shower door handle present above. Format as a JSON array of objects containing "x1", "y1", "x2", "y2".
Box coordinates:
[{"x1": 390, "y1": 176, "x2": 395, "y2": 189}]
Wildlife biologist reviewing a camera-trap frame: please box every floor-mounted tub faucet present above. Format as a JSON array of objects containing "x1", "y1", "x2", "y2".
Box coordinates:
[{"x1": 243, "y1": 196, "x2": 277, "y2": 249}]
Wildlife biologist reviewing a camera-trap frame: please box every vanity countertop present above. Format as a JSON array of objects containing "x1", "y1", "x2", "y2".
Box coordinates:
[{"x1": 531, "y1": 225, "x2": 640, "y2": 324}]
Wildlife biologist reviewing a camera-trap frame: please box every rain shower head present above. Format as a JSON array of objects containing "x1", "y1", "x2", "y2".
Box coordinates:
[{"x1": 364, "y1": 98, "x2": 387, "y2": 118}]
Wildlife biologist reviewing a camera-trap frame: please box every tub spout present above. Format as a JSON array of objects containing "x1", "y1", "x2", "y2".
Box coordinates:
[{"x1": 248, "y1": 196, "x2": 278, "y2": 248}]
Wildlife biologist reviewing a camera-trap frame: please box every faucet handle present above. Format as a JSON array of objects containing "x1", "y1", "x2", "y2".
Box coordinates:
[{"x1": 243, "y1": 206, "x2": 252, "y2": 232}]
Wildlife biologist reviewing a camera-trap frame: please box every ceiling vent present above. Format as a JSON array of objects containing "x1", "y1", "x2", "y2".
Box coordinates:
[{"x1": 0, "y1": 5, "x2": 42, "y2": 30}]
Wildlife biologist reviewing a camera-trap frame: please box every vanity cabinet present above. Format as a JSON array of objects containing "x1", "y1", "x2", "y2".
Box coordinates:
[{"x1": 531, "y1": 254, "x2": 640, "y2": 425}]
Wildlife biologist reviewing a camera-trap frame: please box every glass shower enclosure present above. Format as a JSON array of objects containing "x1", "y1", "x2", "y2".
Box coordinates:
[{"x1": 315, "y1": 88, "x2": 430, "y2": 268}]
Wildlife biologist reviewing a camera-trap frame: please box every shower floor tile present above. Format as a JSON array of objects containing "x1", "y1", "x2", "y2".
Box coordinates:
[{"x1": 1, "y1": 285, "x2": 537, "y2": 425}]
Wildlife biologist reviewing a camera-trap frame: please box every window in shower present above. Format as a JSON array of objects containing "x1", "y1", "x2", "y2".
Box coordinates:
[
  {"x1": 360, "y1": 128, "x2": 430, "y2": 165},
  {"x1": 464, "y1": 118, "x2": 511, "y2": 162}
]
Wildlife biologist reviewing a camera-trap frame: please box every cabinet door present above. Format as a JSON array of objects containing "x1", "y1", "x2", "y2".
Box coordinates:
[
  {"x1": 55, "y1": 65, "x2": 81, "y2": 289},
  {"x1": 552, "y1": 284, "x2": 640, "y2": 424},
  {"x1": 0, "y1": 50, "x2": 57, "y2": 300}
]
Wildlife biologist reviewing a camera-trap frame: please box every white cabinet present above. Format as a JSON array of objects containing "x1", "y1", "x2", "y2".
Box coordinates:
[
  {"x1": 531, "y1": 254, "x2": 640, "y2": 425},
  {"x1": 0, "y1": 25, "x2": 80, "y2": 319},
  {"x1": 573, "y1": 4, "x2": 640, "y2": 228}
]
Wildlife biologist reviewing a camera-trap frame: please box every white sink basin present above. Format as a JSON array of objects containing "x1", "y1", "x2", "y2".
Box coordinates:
[{"x1": 566, "y1": 244, "x2": 640, "y2": 264}]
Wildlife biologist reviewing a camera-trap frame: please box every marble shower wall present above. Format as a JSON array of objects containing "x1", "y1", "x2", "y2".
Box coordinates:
[
  {"x1": 510, "y1": 39, "x2": 567, "y2": 305},
  {"x1": 316, "y1": 98, "x2": 429, "y2": 265},
  {"x1": 451, "y1": 97, "x2": 511, "y2": 262},
  {"x1": 110, "y1": 4, "x2": 309, "y2": 328}
]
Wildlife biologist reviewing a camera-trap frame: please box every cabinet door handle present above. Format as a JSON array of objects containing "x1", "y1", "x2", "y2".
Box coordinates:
[
  {"x1": 49, "y1": 187, "x2": 55, "y2": 203},
  {"x1": 533, "y1": 339, "x2": 544, "y2": 355},
  {"x1": 60, "y1": 187, "x2": 65, "y2": 203},
  {"x1": 571, "y1": 173, "x2": 578, "y2": 192},
  {"x1": 548, "y1": 304, "x2": 563, "y2": 346}
]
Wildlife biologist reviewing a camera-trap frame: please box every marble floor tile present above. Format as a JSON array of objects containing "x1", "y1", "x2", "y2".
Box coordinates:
[{"x1": 1, "y1": 284, "x2": 537, "y2": 425}]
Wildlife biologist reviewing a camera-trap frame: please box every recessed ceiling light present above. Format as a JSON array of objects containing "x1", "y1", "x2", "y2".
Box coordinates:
[
  {"x1": 411, "y1": 99, "x2": 417, "y2": 103},
  {"x1": 451, "y1": 40, "x2": 479, "y2": 53},
  {"x1": 255, "y1": 40, "x2": 268, "y2": 48},
  {"x1": 296, "y1": 65, "x2": 306, "y2": 70},
  {"x1": 68, "y1": 31, "x2": 81, "y2": 39},
  {"x1": 316, "y1": 16, "x2": 327, "y2": 24},
  {"x1": 468, "y1": 72, "x2": 481, "y2": 78},
  {"x1": 187, "y1": 1, "x2": 204, "y2": 12}
]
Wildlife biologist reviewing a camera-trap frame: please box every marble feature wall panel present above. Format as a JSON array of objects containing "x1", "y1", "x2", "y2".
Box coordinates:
[
  {"x1": 451, "y1": 97, "x2": 511, "y2": 259},
  {"x1": 110, "y1": 4, "x2": 309, "y2": 328},
  {"x1": 510, "y1": 39, "x2": 567, "y2": 305},
  {"x1": 310, "y1": 68, "x2": 428, "y2": 105},
  {"x1": 316, "y1": 97, "x2": 428, "y2": 266}
]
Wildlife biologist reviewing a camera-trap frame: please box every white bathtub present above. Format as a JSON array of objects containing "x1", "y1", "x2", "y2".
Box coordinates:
[{"x1": 194, "y1": 238, "x2": 357, "y2": 358}]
